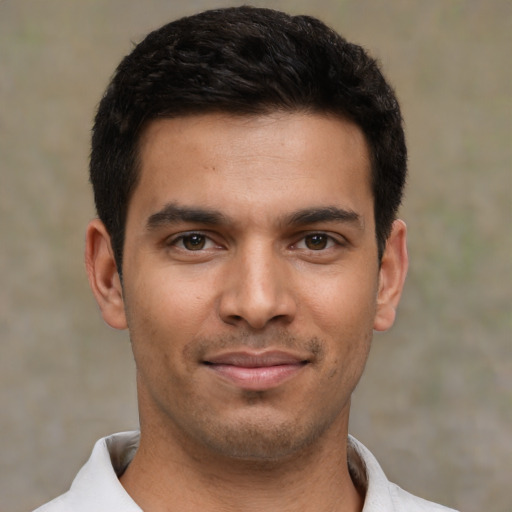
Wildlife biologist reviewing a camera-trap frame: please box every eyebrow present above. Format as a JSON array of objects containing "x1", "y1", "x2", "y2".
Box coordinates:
[
  {"x1": 146, "y1": 203, "x2": 227, "y2": 230},
  {"x1": 285, "y1": 206, "x2": 363, "y2": 229},
  {"x1": 146, "y1": 203, "x2": 363, "y2": 231}
]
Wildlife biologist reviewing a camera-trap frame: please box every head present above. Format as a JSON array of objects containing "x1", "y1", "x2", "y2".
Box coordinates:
[
  {"x1": 86, "y1": 7, "x2": 409, "y2": 466},
  {"x1": 90, "y1": 6, "x2": 406, "y2": 274}
]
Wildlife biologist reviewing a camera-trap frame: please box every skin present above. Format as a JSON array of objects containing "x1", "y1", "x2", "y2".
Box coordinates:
[{"x1": 85, "y1": 112, "x2": 408, "y2": 512}]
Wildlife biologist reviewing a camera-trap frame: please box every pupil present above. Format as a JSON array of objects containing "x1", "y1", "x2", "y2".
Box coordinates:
[
  {"x1": 184, "y1": 235, "x2": 205, "y2": 250},
  {"x1": 306, "y1": 234, "x2": 327, "y2": 250}
]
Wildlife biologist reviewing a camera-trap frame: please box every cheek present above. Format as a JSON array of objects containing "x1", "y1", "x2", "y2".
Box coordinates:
[
  {"x1": 125, "y1": 266, "x2": 228, "y2": 391},
  {"x1": 301, "y1": 268, "x2": 379, "y2": 336},
  {"x1": 299, "y1": 267, "x2": 377, "y2": 391},
  {"x1": 128, "y1": 268, "x2": 216, "y2": 332},
  {"x1": 126, "y1": 285, "x2": 201, "y2": 406}
]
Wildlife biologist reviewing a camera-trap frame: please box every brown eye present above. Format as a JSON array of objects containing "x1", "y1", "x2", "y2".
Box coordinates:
[
  {"x1": 182, "y1": 234, "x2": 206, "y2": 250},
  {"x1": 304, "y1": 234, "x2": 329, "y2": 250}
]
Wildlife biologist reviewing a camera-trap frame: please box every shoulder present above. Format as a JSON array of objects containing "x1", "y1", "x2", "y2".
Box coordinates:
[
  {"x1": 32, "y1": 493, "x2": 73, "y2": 512},
  {"x1": 388, "y1": 483, "x2": 459, "y2": 512},
  {"x1": 31, "y1": 431, "x2": 141, "y2": 512},
  {"x1": 347, "y1": 436, "x2": 459, "y2": 512}
]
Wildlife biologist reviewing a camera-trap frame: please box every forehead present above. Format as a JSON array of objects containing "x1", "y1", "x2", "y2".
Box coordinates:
[{"x1": 131, "y1": 112, "x2": 372, "y2": 224}]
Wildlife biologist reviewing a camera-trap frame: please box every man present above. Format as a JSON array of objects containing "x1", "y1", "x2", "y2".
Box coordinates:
[{"x1": 35, "y1": 7, "x2": 457, "y2": 512}]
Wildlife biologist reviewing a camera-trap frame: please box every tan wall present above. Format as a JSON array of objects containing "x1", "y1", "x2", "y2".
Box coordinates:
[{"x1": 1, "y1": 1, "x2": 510, "y2": 511}]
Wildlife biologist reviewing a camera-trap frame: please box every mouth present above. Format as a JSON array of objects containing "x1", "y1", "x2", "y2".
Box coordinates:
[{"x1": 203, "y1": 350, "x2": 310, "y2": 391}]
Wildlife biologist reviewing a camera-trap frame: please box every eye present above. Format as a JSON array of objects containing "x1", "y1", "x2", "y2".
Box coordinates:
[
  {"x1": 304, "y1": 234, "x2": 330, "y2": 250},
  {"x1": 296, "y1": 233, "x2": 337, "y2": 251},
  {"x1": 171, "y1": 233, "x2": 216, "y2": 251}
]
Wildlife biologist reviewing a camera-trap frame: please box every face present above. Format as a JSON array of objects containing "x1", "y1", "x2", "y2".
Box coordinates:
[{"x1": 87, "y1": 112, "x2": 407, "y2": 461}]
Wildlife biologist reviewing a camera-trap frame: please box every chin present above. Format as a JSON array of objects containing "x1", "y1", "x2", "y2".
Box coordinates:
[{"x1": 194, "y1": 414, "x2": 334, "y2": 462}]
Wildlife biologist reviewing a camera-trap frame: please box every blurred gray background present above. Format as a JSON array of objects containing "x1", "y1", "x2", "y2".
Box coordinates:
[{"x1": 1, "y1": 1, "x2": 510, "y2": 511}]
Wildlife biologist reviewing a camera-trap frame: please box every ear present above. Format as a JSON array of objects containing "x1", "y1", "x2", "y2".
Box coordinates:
[
  {"x1": 373, "y1": 219, "x2": 408, "y2": 332},
  {"x1": 85, "y1": 218, "x2": 127, "y2": 330}
]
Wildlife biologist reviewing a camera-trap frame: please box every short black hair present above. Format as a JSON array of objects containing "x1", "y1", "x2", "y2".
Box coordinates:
[{"x1": 90, "y1": 6, "x2": 407, "y2": 270}]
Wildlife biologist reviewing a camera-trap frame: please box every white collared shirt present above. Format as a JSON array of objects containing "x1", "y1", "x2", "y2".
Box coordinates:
[{"x1": 34, "y1": 431, "x2": 458, "y2": 512}]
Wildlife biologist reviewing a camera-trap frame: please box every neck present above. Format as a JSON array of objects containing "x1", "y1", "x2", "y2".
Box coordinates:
[{"x1": 120, "y1": 417, "x2": 364, "y2": 512}]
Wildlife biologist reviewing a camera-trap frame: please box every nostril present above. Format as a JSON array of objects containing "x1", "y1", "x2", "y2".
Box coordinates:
[{"x1": 221, "y1": 313, "x2": 244, "y2": 326}]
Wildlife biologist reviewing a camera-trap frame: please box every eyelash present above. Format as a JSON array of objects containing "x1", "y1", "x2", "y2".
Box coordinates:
[
  {"x1": 166, "y1": 231, "x2": 346, "y2": 252},
  {"x1": 293, "y1": 233, "x2": 344, "y2": 251},
  {"x1": 167, "y1": 232, "x2": 220, "y2": 251}
]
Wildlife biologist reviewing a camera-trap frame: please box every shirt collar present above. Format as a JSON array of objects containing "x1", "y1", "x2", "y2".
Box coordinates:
[{"x1": 66, "y1": 431, "x2": 399, "y2": 512}]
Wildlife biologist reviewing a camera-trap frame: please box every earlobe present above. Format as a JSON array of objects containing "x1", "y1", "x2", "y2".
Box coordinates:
[
  {"x1": 373, "y1": 219, "x2": 408, "y2": 332},
  {"x1": 85, "y1": 219, "x2": 128, "y2": 330}
]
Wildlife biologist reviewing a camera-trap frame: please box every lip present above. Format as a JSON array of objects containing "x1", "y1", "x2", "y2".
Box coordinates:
[{"x1": 203, "y1": 350, "x2": 309, "y2": 391}]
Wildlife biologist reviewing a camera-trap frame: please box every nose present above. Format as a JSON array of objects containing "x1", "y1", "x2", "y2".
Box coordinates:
[{"x1": 218, "y1": 243, "x2": 297, "y2": 330}]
